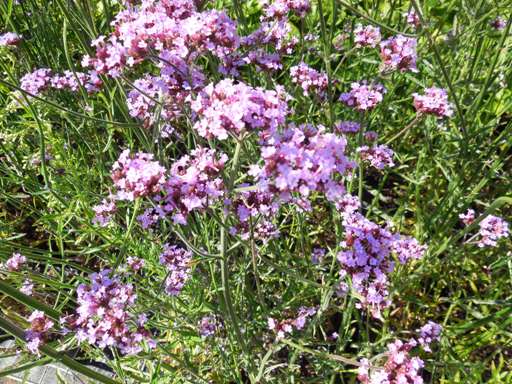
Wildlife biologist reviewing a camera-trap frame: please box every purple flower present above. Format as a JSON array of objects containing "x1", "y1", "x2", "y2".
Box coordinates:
[
  {"x1": 160, "y1": 244, "x2": 192, "y2": 296},
  {"x1": 335, "y1": 120, "x2": 361, "y2": 134},
  {"x1": 340, "y1": 81, "x2": 386, "y2": 111},
  {"x1": 5, "y1": 252, "x2": 27, "y2": 272},
  {"x1": 353, "y1": 24, "x2": 381, "y2": 48},
  {"x1": 490, "y1": 16, "x2": 506, "y2": 30},
  {"x1": 0, "y1": 32, "x2": 22, "y2": 47},
  {"x1": 111, "y1": 150, "x2": 166, "y2": 201},
  {"x1": 20, "y1": 68, "x2": 52, "y2": 96},
  {"x1": 392, "y1": 237, "x2": 427, "y2": 264},
  {"x1": 357, "y1": 145, "x2": 395, "y2": 169},
  {"x1": 268, "y1": 306, "x2": 316, "y2": 340},
  {"x1": 311, "y1": 248, "x2": 326, "y2": 264},
  {"x1": 21, "y1": 279, "x2": 34, "y2": 296},
  {"x1": 380, "y1": 35, "x2": 418, "y2": 72},
  {"x1": 127, "y1": 256, "x2": 145, "y2": 272},
  {"x1": 92, "y1": 199, "x2": 116, "y2": 226},
  {"x1": 477, "y1": 215, "x2": 509, "y2": 247},
  {"x1": 198, "y1": 315, "x2": 222, "y2": 337},
  {"x1": 260, "y1": 0, "x2": 311, "y2": 19},
  {"x1": 417, "y1": 321, "x2": 442, "y2": 352},
  {"x1": 404, "y1": 9, "x2": 421, "y2": 29},
  {"x1": 413, "y1": 87, "x2": 453, "y2": 118},
  {"x1": 459, "y1": 209, "x2": 475, "y2": 225},
  {"x1": 25, "y1": 311, "x2": 54, "y2": 355},
  {"x1": 290, "y1": 62, "x2": 328, "y2": 97}
]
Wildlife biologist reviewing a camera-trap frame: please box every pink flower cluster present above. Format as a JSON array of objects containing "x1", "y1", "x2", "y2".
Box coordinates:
[
  {"x1": 228, "y1": 187, "x2": 280, "y2": 242},
  {"x1": 20, "y1": 68, "x2": 102, "y2": 97},
  {"x1": 4, "y1": 252, "x2": 27, "y2": 272},
  {"x1": 380, "y1": 35, "x2": 418, "y2": 72},
  {"x1": 340, "y1": 82, "x2": 386, "y2": 111},
  {"x1": 111, "y1": 150, "x2": 166, "y2": 201},
  {"x1": 20, "y1": 68, "x2": 52, "y2": 96},
  {"x1": 404, "y1": 9, "x2": 421, "y2": 29},
  {"x1": 190, "y1": 79, "x2": 289, "y2": 140},
  {"x1": 25, "y1": 311, "x2": 54, "y2": 355},
  {"x1": 0, "y1": 32, "x2": 22, "y2": 47},
  {"x1": 491, "y1": 16, "x2": 506, "y2": 31},
  {"x1": 358, "y1": 339, "x2": 424, "y2": 384},
  {"x1": 268, "y1": 306, "x2": 316, "y2": 340},
  {"x1": 413, "y1": 87, "x2": 453, "y2": 118},
  {"x1": 260, "y1": 0, "x2": 311, "y2": 19},
  {"x1": 198, "y1": 315, "x2": 222, "y2": 337},
  {"x1": 127, "y1": 256, "x2": 145, "y2": 272},
  {"x1": 357, "y1": 145, "x2": 395, "y2": 170},
  {"x1": 159, "y1": 244, "x2": 192, "y2": 295},
  {"x1": 459, "y1": 209, "x2": 509, "y2": 247},
  {"x1": 92, "y1": 199, "x2": 117, "y2": 227},
  {"x1": 338, "y1": 213, "x2": 426, "y2": 317},
  {"x1": 354, "y1": 24, "x2": 381, "y2": 48},
  {"x1": 335, "y1": 120, "x2": 361, "y2": 134},
  {"x1": 61, "y1": 269, "x2": 154, "y2": 355},
  {"x1": 252, "y1": 124, "x2": 356, "y2": 207},
  {"x1": 290, "y1": 62, "x2": 328, "y2": 97},
  {"x1": 417, "y1": 321, "x2": 442, "y2": 352}
]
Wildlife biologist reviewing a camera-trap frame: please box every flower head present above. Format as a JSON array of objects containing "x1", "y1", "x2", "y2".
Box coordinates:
[
  {"x1": 380, "y1": 35, "x2": 418, "y2": 72},
  {"x1": 413, "y1": 87, "x2": 453, "y2": 118}
]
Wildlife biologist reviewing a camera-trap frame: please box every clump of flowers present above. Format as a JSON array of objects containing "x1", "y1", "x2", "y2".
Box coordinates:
[
  {"x1": 476, "y1": 215, "x2": 509, "y2": 247},
  {"x1": 404, "y1": 9, "x2": 420, "y2": 29},
  {"x1": 417, "y1": 321, "x2": 442, "y2": 352},
  {"x1": 61, "y1": 269, "x2": 154, "y2": 355},
  {"x1": 290, "y1": 62, "x2": 328, "y2": 97},
  {"x1": 412, "y1": 87, "x2": 453, "y2": 118},
  {"x1": 252, "y1": 124, "x2": 355, "y2": 208},
  {"x1": 111, "y1": 150, "x2": 167, "y2": 201},
  {"x1": 159, "y1": 244, "x2": 192, "y2": 295},
  {"x1": 340, "y1": 82, "x2": 386, "y2": 111},
  {"x1": 0, "y1": 32, "x2": 22, "y2": 47},
  {"x1": 392, "y1": 237, "x2": 427, "y2": 264},
  {"x1": 335, "y1": 120, "x2": 361, "y2": 134},
  {"x1": 357, "y1": 145, "x2": 395, "y2": 170},
  {"x1": 92, "y1": 199, "x2": 117, "y2": 227},
  {"x1": 311, "y1": 247, "x2": 326, "y2": 264},
  {"x1": 261, "y1": 0, "x2": 311, "y2": 19},
  {"x1": 490, "y1": 16, "x2": 506, "y2": 31},
  {"x1": 50, "y1": 70, "x2": 102, "y2": 93},
  {"x1": 268, "y1": 306, "x2": 316, "y2": 340},
  {"x1": 25, "y1": 311, "x2": 54, "y2": 355},
  {"x1": 127, "y1": 256, "x2": 145, "y2": 272},
  {"x1": 459, "y1": 208, "x2": 475, "y2": 225},
  {"x1": 190, "y1": 79, "x2": 289, "y2": 140},
  {"x1": 4, "y1": 252, "x2": 27, "y2": 272},
  {"x1": 21, "y1": 279, "x2": 34, "y2": 296},
  {"x1": 198, "y1": 315, "x2": 222, "y2": 337},
  {"x1": 353, "y1": 24, "x2": 381, "y2": 48},
  {"x1": 20, "y1": 68, "x2": 52, "y2": 96},
  {"x1": 380, "y1": 35, "x2": 418, "y2": 72},
  {"x1": 358, "y1": 339, "x2": 424, "y2": 384},
  {"x1": 338, "y1": 213, "x2": 425, "y2": 317}
]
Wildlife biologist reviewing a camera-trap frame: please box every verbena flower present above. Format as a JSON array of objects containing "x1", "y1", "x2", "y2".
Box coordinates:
[
  {"x1": 340, "y1": 82, "x2": 386, "y2": 111},
  {"x1": 92, "y1": 199, "x2": 117, "y2": 226},
  {"x1": 260, "y1": 0, "x2": 311, "y2": 19},
  {"x1": 417, "y1": 321, "x2": 442, "y2": 352},
  {"x1": 380, "y1": 35, "x2": 418, "y2": 72},
  {"x1": 25, "y1": 311, "x2": 54, "y2": 355},
  {"x1": 20, "y1": 68, "x2": 52, "y2": 96},
  {"x1": 268, "y1": 306, "x2": 316, "y2": 340},
  {"x1": 111, "y1": 150, "x2": 166, "y2": 201},
  {"x1": 404, "y1": 9, "x2": 420, "y2": 28},
  {"x1": 61, "y1": 269, "x2": 154, "y2": 355},
  {"x1": 290, "y1": 62, "x2": 328, "y2": 97},
  {"x1": 413, "y1": 87, "x2": 453, "y2": 118},
  {"x1": 490, "y1": 16, "x2": 506, "y2": 30},
  {"x1": 0, "y1": 32, "x2": 22, "y2": 46},
  {"x1": 477, "y1": 215, "x2": 509, "y2": 247},
  {"x1": 198, "y1": 315, "x2": 222, "y2": 337},
  {"x1": 354, "y1": 24, "x2": 381, "y2": 48},
  {"x1": 4, "y1": 252, "x2": 27, "y2": 272},
  {"x1": 357, "y1": 145, "x2": 395, "y2": 170},
  {"x1": 190, "y1": 79, "x2": 289, "y2": 140},
  {"x1": 335, "y1": 120, "x2": 361, "y2": 134},
  {"x1": 159, "y1": 244, "x2": 192, "y2": 295},
  {"x1": 459, "y1": 209, "x2": 475, "y2": 225},
  {"x1": 21, "y1": 279, "x2": 34, "y2": 296},
  {"x1": 127, "y1": 256, "x2": 145, "y2": 272}
]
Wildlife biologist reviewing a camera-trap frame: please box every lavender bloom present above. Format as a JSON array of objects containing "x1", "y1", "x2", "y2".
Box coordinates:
[
  {"x1": 111, "y1": 150, "x2": 166, "y2": 201},
  {"x1": 160, "y1": 244, "x2": 192, "y2": 295},
  {"x1": 61, "y1": 269, "x2": 154, "y2": 355},
  {"x1": 20, "y1": 68, "x2": 52, "y2": 96},
  {"x1": 21, "y1": 279, "x2": 34, "y2": 296},
  {"x1": 353, "y1": 24, "x2": 381, "y2": 48},
  {"x1": 392, "y1": 237, "x2": 427, "y2": 264},
  {"x1": 335, "y1": 120, "x2": 361, "y2": 134},
  {"x1": 92, "y1": 199, "x2": 116, "y2": 226},
  {"x1": 127, "y1": 256, "x2": 145, "y2": 272},
  {"x1": 290, "y1": 62, "x2": 328, "y2": 97},
  {"x1": 340, "y1": 82, "x2": 386, "y2": 111},
  {"x1": 357, "y1": 145, "x2": 395, "y2": 170},
  {"x1": 268, "y1": 306, "x2": 316, "y2": 340},
  {"x1": 5, "y1": 252, "x2": 27, "y2": 272},
  {"x1": 25, "y1": 311, "x2": 54, "y2": 355},
  {"x1": 459, "y1": 209, "x2": 475, "y2": 225},
  {"x1": 380, "y1": 35, "x2": 418, "y2": 72},
  {"x1": 198, "y1": 315, "x2": 222, "y2": 337},
  {"x1": 417, "y1": 321, "x2": 442, "y2": 352},
  {"x1": 311, "y1": 248, "x2": 326, "y2": 264},
  {"x1": 477, "y1": 215, "x2": 509, "y2": 247},
  {"x1": 490, "y1": 16, "x2": 506, "y2": 30},
  {"x1": 404, "y1": 9, "x2": 421, "y2": 28},
  {"x1": 413, "y1": 87, "x2": 453, "y2": 118},
  {"x1": 0, "y1": 32, "x2": 22, "y2": 46}
]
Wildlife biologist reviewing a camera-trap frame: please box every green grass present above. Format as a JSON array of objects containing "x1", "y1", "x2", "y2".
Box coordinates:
[{"x1": 1, "y1": 0, "x2": 511, "y2": 383}]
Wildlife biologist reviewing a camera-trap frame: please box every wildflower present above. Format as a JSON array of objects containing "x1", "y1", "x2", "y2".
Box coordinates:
[
  {"x1": 190, "y1": 79, "x2": 289, "y2": 140},
  {"x1": 392, "y1": 237, "x2": 427, "y2": 264},
  {"x1": 380, "y1": 35, "x2": 418, "y2": 72},
  {"x1": 404, "y1": 9, "x2": 421, "y2": 29},
  {"x1": 159, "y1": 244, "x2": 192, "y2": 296},
  {"x1": 358, "y1": 339, "x2": 424, "y2": 384},
  {"x1": 21, "y1": 279, "x2": 34, "y2": 296},
  {"x1": 268, "y1": 306, "x2": 316, "y2": 340},
  {"x1": 198, "y1": 315, "x2": 222, "y2": 337},
  {"x1": 50, "y1": 71, "x2": 102, "y2": 93},
  {"x1": 490, "y1": 16, "x2": 506, "y2": 30},
  {"x1": 25, "y1": 311, "x2": 54, "y2": 355},
  {"x1": 364, "y1": 131, "x2": 378, "y2": 142},
  {"x1": 111, "y1": 150, "x2": 166, "y2": 201},
  {"x1": 20, "y1": 68, "x2": 52, "y2": 96},
  {"x1": 61, "y1": 269, "x2": 154, "y2": 355},
  {"x1": 0, "y1": 32, "x2": 22, "y2": 46},
  {"x1": 290, "y1": 62, "x2": 328, "y2": 97},
  {"x1": 5, "y1": 252, "x2": 27, "y2": 272},
  {"x1": 413, "y1": 87, "x2": 453, "y2": 118},
  {"x1": 459, "y1": 209, "x2": 475, "y2": 225},
  {"x1": 477, "y1": 215, "x2": 509, "y2": 247},
  {"x1": 353, "y1": 24, "x2": 381, "y2": 48},
  {"x1": 335, "y1": 194, "x2": 361, "y2": 215},
  {"x1": 340, "y1": 82, "x2": 386, "y2": 111},
  {"x1": 335, "y1": 120, "x2": 361, "y2": 134},
  {"x1": 127, "y1": 256, "x2": 145, "y2": 272},
  {"x1": 311, "y1": 248, "x2": 326, "y2": 264},
  {"x1": 261, "y1": 0, "x2": 311, "y2": 19},
  {"x1": 92, "y1": 199, "x2": 116, "y2": 226},
  {"x1": 357, "y1": 145, "x2": 395, "y2": 169},
  {"x1": 417, "y1": 321, "x2": 442, "y2": 352}
]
